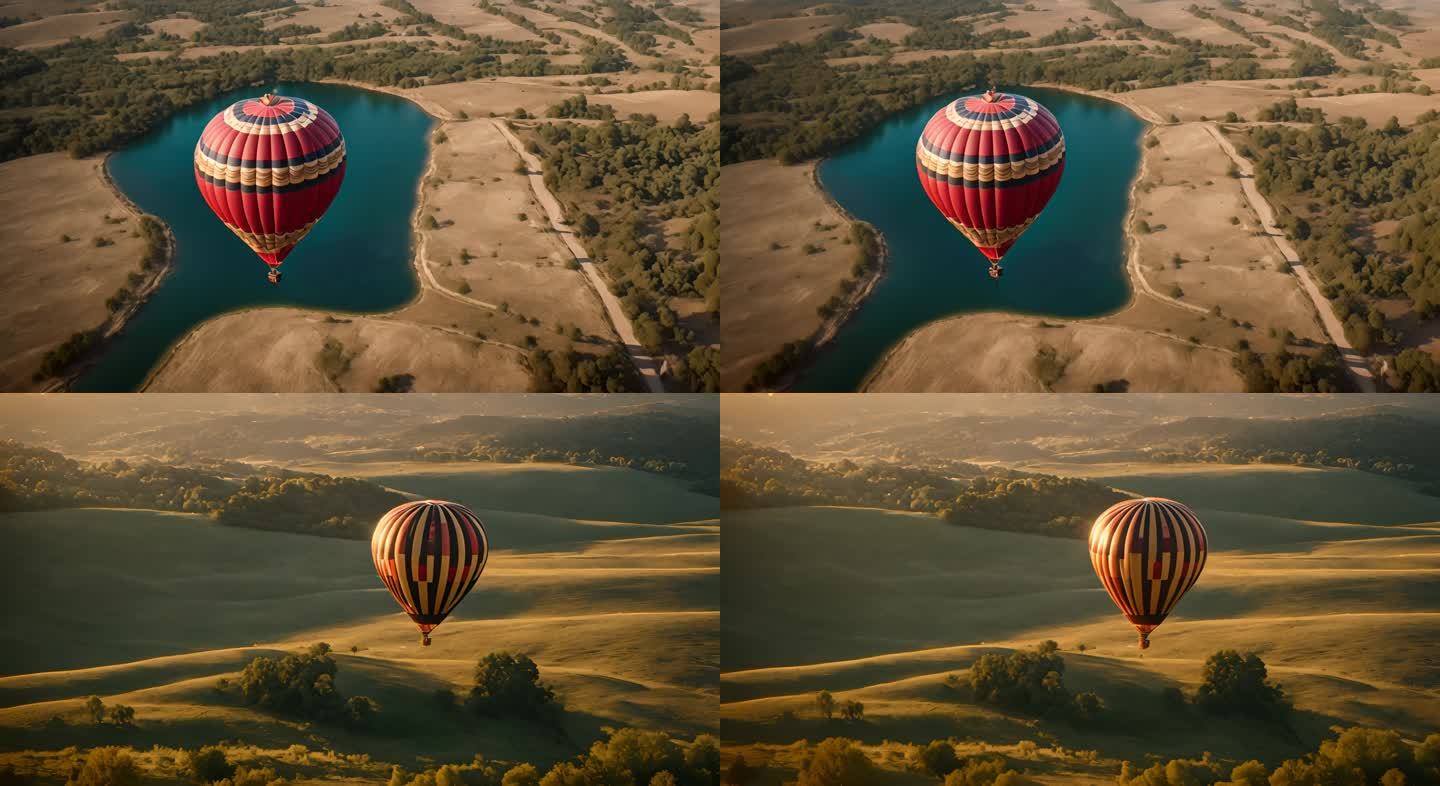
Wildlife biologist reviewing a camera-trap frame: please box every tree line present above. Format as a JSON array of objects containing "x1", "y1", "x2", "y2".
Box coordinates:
[
  {"x1": 531, "y1": 110, "x2": 719, "y2": 386},
  {"x1": 1240, "y1": 113, "x2": 1440, "y2": 387},
  {"x1": 719, "y1": 439, "x2": 1126, "y2": 538},
  {"x1": 12, "y1": 644, "x2": 719, "y2": 786},
  {"x1": 721, "y1": 21, "x2": 1324, "y2": 166},
  {"x1": 0, "y1": 441, "x2": 406, "y2": 538}
]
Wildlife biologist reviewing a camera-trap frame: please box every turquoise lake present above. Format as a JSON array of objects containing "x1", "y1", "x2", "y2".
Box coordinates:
[
  {"x1": 74, "y1": 82, "x2": 432, "y2": 392},
  {"x1": 797, "y1": 86, "x2": 1145, "y2": 391}
]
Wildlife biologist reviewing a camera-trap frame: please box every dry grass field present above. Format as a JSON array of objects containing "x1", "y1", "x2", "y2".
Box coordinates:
[
  {"x1": 719, "y1": 160, "x2": 858, "y2": 391},
  {"x1": 0, "y1": 154, "x2": 150, "y2": 392},
  {"x1": 723, "y1": 460, "x2": 1440, "y2": 782},
  {"x1": 0, "y1": 460, "x2": 719, "y2": 782}
]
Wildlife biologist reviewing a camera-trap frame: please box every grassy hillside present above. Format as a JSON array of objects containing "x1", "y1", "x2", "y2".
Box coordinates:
[
  {"x1": 1081, "y1": 463, "x2": 1440, "y2": 525},
  {"x1": 721, "y1": 465, "x2": 1440, "y2": 781},
  {"x1": 0, "y1": 465, "x2": 719, "y2": 782},
  {"x1": 366, "y1": 464, "x2": 718, "y2": 525}
]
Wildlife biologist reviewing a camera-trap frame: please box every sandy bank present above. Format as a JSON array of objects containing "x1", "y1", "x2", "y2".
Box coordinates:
[
  {"x1": 142, "y1": 308, "x2": 529, "y2": 392},
  {"x1": 720, "y1": 160, "x2": 878, "y2": 391},
  {"x1": 0, "y1": 153, "x2": 174, "y2": 391}
]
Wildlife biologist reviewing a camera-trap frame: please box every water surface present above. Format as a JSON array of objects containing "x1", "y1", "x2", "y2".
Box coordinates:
[
  {"x1": 798, "y1": 86, "x2": 1145, "y2": 391},
  {"x1": 75, "y1": 82, "x2": 431, "y2": 391}
]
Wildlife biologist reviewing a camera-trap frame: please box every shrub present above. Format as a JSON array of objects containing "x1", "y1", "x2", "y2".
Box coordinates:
[
  {"x1": 501, "y1": 764, "x2": 540, "y2": 786},
  {"x1": 1194, "y1": 650, "x2": 1289, "y2": 718},
  {"x1": 795, "y1": 738, "x2": 877, "y2": 786},
  {"x1": 186, "y1": 746, "x2": 235, "y2": 783},
  {"x1": 466, "y1": 652, "x2": 557, "y2": 720},
  {"x1": 913, "y1": 740, "x2": 960, "y2": 777},
  {"x1": 68, "y1": 747, "x2": 142, "y2": 786}
]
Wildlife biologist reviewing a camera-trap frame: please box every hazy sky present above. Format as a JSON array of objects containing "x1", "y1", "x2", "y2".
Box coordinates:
[
  {"x1": 720, "y1": 393, "x2": 1440, "y2": 444},
  {"x1": 0, "y1": 394, "x2": 714, "y2": 448}
]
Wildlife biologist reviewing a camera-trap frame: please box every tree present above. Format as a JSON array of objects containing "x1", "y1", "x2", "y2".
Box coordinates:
[
  {"x1": 346, "y1": 695, "x2": 378, "y2": 726},
  {"x1": 186, "y1": 746, "x2": 235, "y2": 783},
  {"x1": 1194, "y1": 650, "x2": 1289, "y2": 718},
  {"x1": 84, "y1": 695, "x2": 105, "y2": 724},
  {"x1": 107, "y1": 704, "x2": 136, "y2": 727},
  {"x1": 795, "y1": 738, "x2": 877, "y2": 786},
  {"x1": 723, "y1": 755, "x2": 756, "y2": 785},
  {"x1": 814, "y1": 690, "x2": 836, "y2": 720},
  {"x1": 220, "y1": 766, "x2": 290, "y2": 786},
  {"x1": 231, "y1": 643, "x2": 377, "y2": 726},
  {"x1": 912, "y1": 740, "x2": 960, "y2": 777},
  {"x1": 839, "y1": 700, "x2": 864, "y2": 721},
  {"x1": 467, "y1": 652, "x2": 557, "y2": 719},
  {"x1": 502, "y1": 764, "x2": 541, "y2": 786},
  {"x1": 68, "y1": 748, "x2": 142, "y2": 786}
]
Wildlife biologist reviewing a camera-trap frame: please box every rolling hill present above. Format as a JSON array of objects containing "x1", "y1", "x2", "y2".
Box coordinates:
[
  {"x1": 721, "y1": 461, "x2": 1440, "y2": 783},
  {"x1": 0, "y1": 463, "x2": 719, "y2": 782}
]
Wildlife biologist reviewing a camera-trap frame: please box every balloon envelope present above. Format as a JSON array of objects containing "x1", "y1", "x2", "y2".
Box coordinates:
[
  {"x1": 193, "y1": 93, "x2": 346, "y2": 268},
  {"x1": 1088, "y1": 497, "x2": 1207, "y2": 649},
  {"x1": 916, "y1": 90, "x2": 1065, "y2": 265},
  {"x1": 371, "y1": 500, "x2": 489, "y2": 644}
]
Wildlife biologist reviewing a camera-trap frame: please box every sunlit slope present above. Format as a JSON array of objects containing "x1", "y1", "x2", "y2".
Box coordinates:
[
  {"x1": 722, "y1": 467, "x2": 1440, "y2": 763},
  {"x1": 359, "y1": 464, "x2": 718, "y2": 525},
  {"x1": 0, "y1": 466, "x2": 719, "y2": 764},
  {"x1": 1040, "y1": 462, "x2": 1440, "y2": 525}
]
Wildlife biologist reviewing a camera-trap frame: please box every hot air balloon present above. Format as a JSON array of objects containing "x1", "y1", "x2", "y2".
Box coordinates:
[
  {"x1": 371, "y1": 500, "x2": 489, "y2": 646},
  {"x1": 916, "y1": 88, "x2": 1065, "y2": 280},
  {"x1": 1089, "y1": 497, "x2": 1207, "y2": 650},
  {"x1": 194, "y1": 93, "x2": 346, "y2": 285}
]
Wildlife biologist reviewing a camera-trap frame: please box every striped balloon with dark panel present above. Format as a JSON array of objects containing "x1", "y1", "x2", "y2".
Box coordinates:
[
  {"x1": 916, "y1": 91, "x2": 1065, "y2": 262},
  {"x1": 1088, "y1": 497, "x2": 1207, "y2": 646},
  {"x1": 193, "y1": 94, "x2": 346, "y2": 267},
  {"x1": 371, "y1": 500, "x2": 489, "y2": 638}
]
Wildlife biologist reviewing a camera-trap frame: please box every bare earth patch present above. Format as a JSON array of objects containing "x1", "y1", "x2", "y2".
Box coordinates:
[
  {"x1": 144, "y1": 309, "x2": 530, "y2": 392},
  {"x1": 590, "y1": 89, "x2": 719, "y2": 122},
  {"x1": 975, "y1": 0, "x2": 1100, "y2": 38},
  {"x1": 720, "y1": 160, "x2": 855, "y2": 391},
  {"x1": 864, "y1": 313, "x2": 1244, "y2": 392},
  {"x1": 1133, "y1": 122, "x2": 1325, "y2": 345},
  {"x1": 410, "y1": 0, "x2": 539, "y2": 41},
  {"x1": 855, "y1": 21, "x2": 914, "y2": 44},
  {"x1": 720, "y1": 14, "x2": 843, "y2": 56},
  {"x1": 419, "y1": 119, "x2": 614, "y2": 341},
  {"x1": 0, "y1": 10, "x2": 130, "y2": 49},
  {"x1": 0, "y1": 154, "x2": 147, "y2": 391}
]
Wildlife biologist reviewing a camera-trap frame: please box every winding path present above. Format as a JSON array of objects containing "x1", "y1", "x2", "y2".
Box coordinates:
[
  {"x1": 491, "y1": 118, "x2": 665, "y2": 393},
  {"x1": 1204, "y1": 123, "x2": 1377, "y2": 392}
]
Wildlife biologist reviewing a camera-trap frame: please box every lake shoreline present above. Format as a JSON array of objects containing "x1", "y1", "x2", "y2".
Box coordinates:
[
  {"x1": 756, "y1": 163, "x2": 891, "y2": 392},
  {"x1": 45, "y1": 153, "x2": 179, "y2": 393},
  {"x1": 795, "y1": 83, "x2": 1152, "y2": 392},
  {"x1": 106, "y1": 80, "x2": 454, "y2": 392}
]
